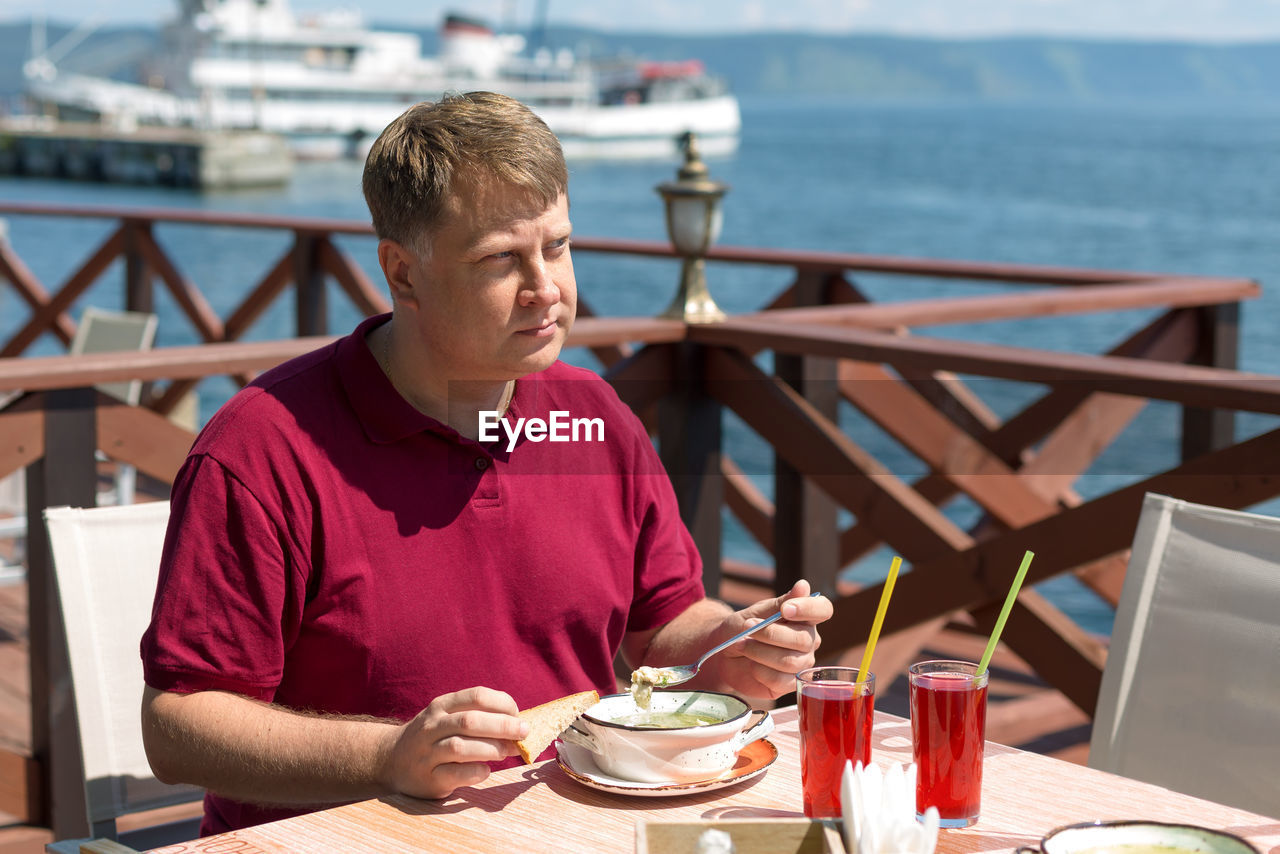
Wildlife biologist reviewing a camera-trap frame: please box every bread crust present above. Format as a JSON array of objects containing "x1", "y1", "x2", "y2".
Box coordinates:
[{"x1": 516, "y1": 690, "x2": 600, "y2": 764}]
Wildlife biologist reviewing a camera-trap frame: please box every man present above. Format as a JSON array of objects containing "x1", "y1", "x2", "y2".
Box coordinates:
[{"x1": 140, "y1": 91, "x2": 832, "y2": 835}]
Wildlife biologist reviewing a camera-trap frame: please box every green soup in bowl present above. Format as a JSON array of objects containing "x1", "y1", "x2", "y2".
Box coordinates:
[
  {"x1": 560, "y1": 690, "x2": 773, "y2": 784},
  {"x1": 1018, "y1": 822, "x2": 1260, "y2": 854}
]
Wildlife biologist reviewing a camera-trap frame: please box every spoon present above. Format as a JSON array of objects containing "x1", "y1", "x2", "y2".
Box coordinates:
[{"x1": 645, "y1": 591, "x2": 822, "y2": 688}]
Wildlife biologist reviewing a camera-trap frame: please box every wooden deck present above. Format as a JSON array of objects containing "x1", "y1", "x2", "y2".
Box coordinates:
[{"x1": 0, "y1": 576, "x2": 1094, "y2": 853}]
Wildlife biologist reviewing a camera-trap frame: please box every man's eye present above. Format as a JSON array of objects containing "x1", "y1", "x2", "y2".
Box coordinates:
[{"x1": 489, "y1": 251, "x2": 513, "y2": 260}]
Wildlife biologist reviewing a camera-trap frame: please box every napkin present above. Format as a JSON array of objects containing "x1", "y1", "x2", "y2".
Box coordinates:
[
  {"x1": 841, "y1": 761, "x2": 939, "y2": 854},
  {"x1": 695, "y1": 827, "x2": 735, "y2": 854}
]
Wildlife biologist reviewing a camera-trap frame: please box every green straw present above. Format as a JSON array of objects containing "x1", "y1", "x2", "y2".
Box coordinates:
[
  {"x1": 856, "y1": 555, "x2": 902, "y2": 684},
  {"x1": 975, "y1": 550, "x2": 1035, "y2": 677}
]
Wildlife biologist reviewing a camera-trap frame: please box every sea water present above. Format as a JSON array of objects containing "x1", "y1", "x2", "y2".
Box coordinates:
[{"x1": 5, "y1": 95, "x2": 1280, "y2": 634}]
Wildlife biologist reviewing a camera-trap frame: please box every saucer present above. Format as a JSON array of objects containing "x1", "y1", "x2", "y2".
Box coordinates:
[{"x1": 554, "y1": 738, "x2": 778, "y2": 797}]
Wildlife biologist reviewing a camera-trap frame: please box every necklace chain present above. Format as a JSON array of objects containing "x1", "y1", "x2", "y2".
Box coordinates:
[{"x1": 379, "y1": 326, "x2": 513, "y2": 417}]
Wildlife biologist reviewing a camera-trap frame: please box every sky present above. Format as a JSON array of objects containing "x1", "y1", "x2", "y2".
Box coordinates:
[{"x1": 6, "y1": 0, "x2": 1280, "y2": 42}]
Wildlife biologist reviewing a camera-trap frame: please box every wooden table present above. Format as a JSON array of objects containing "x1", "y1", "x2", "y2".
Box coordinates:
[{"x1": 145, "y1": 707, "x2": 1280, "y2": 854}]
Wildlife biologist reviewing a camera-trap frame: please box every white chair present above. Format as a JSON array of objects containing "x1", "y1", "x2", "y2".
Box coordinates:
[
  {"x1": 69, "y1": 307, "x2": 159, "y2": 408},
  {"x1": 0, "y1": 308, "x2": 160, "y2": 588},
  {"x1": 0, "y1": 471, "x2": 24, "y2": 585},
  {"x1": 70, "y1": 307, "x2": 159, "y2": 507},
  {"x1": 1090, "y1": 492, "x2": 1280, "y2": 817},
  {"x1": 43, "y1": 502, "x2": 202, "y2": 852}
]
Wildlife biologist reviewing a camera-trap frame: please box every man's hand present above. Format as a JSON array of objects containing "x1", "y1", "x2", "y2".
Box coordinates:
[
  {"x1": 381, "y1": 687, "x2": 530, "y2": 799},
  {"x1": 713, "y1": 579, "x2": 833, "y2": 698},
  {"x1": 624, "y1": 579, "x2": 833, "y2": 701},
  {"x1": 142, "y1": 684, "x2": 529, "y2": 807}
]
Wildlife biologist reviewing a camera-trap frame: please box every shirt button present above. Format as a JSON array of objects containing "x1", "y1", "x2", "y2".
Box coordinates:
[{"x1": 474, "y1": 457, "x2": 490, "y2": 471}]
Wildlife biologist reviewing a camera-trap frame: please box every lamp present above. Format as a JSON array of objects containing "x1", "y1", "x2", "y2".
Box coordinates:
[{"x1": 655, "y1": 131, "x2": 729, "y2": 322}]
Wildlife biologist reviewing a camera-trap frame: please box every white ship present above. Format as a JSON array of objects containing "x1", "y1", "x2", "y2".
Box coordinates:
[{"x1": 22, "y1": 0, "x2": 741, "y2": 160}]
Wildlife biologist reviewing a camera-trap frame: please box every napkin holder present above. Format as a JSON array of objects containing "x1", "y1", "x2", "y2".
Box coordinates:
[
  {"x1": 842, "y1": 761, "x2": 938, "y2": 854},
  {"x1": 636, "y1": 818, "x2": 847, "y2": 854}
]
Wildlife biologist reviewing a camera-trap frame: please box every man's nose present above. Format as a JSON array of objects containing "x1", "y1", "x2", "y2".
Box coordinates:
[{"x1": 519, "y1": 257, "x2": 561, "y2": 305}]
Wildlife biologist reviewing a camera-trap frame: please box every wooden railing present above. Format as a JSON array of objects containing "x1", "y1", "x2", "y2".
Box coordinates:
[{"x1": 1, "y1": 201, "x2": 1272, "y2": 839}]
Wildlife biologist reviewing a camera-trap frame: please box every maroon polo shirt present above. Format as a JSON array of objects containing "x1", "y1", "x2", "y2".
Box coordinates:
[{"x1": 141, "y1": 314, "x2": 704, "y2": 834}]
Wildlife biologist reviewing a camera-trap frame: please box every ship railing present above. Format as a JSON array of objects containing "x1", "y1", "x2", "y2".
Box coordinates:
[{"x1": 0, "y1": 200, "x2": 1275, "y2": 839}]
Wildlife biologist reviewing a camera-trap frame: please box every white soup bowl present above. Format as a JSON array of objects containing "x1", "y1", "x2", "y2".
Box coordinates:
[{"x1": 560, "y1": 690, "x2": 773, "y2": 784}]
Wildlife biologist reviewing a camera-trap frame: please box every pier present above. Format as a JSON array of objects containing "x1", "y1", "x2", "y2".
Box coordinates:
[
  {"x1": 0, "y1": 200, "x2": 1273, "y2": 847},
  {"x1": 0, "y1": 120, "x2": 293, "y2": 190}
]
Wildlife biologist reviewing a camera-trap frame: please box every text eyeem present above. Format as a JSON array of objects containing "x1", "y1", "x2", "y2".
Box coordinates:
[{"x1": 478, "y1": 410, "x2": 605, "y2": 453}]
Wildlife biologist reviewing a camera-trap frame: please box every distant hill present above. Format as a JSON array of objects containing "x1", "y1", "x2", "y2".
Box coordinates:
[
  {"x1": 532, "y1": 27, "x2": 1280, "y2": 102},
  {"x1": 3, "y1": 17, "x2": 1280, "y2": 106}
]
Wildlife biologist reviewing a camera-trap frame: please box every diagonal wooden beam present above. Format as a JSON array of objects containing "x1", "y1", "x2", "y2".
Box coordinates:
[
  {"x1": 0, "y1": 240, "x2": 75, "y2": 346},
  {"x1": 838, "y1": 360, "x2": 1057, "y2": 529},
  {"x1": 224, "y1": 244, "x2": 298, "y2": 342},
  {"x1": 133, "y1": 226, "x2": 225, "y2": 343},
  {"x1": 984, "y1": 309, "x2": 1202, "y2": 604},
  {"x1": 971, "y1": 591, "x2": 1108, "y2": 714},
  {"x1": 603, "y1": 343, "x2": 675, "y2": 418},
  {"x1": 704, "y1": 345, "x2": 972, "y2": 560},
  {"x1": 317, "y1": 236, "x2": 390, "y2": 318},
  {"x1": 827, "y1": 273, "x2": 1007, "y2": 442},
  {"x1": 833, "y1": 359, "x2": 1116, "y2": 704},
  {"x1": 1, "y1": 225, "x2": 126, "y2": 358},
  {"x1": 837, "y1": 309, "x2": 1201, "y2": 568},
  {"x1": 826, "y1": 424, "x2": 1280, "y2": 653},
  {"x1": 155, "y1": 242, "x2": 300, "y2": 406},
  {"x1": 722, "y1": 456, "x2": 774, "y2": 556},
  {"x1": 96, "y1": 396, "x2": 197, "y2": 484}
]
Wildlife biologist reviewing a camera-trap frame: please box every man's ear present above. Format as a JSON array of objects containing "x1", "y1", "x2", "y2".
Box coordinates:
[{"x1": 377, "y1": 239, "x2": 419, "y2": 308}]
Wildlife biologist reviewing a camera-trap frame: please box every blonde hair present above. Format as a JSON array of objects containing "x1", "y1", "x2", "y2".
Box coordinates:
[{"x1": 362, "y1": 91, "x2": 568, "y2": 252}]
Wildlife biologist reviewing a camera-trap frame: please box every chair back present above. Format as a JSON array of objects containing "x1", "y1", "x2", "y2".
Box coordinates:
[
  {"x1": 69, "y1": 307, "x2": 159, "y2": 506},
  {"x1": 69, "y1": 307, "x2": 158, "y2": 405},
  {"x1": 1090, "y1": 492, "x2": 1280, "y2": 816},
  {"x1": 43, "y1": 502, "x2": 202, "y2": 842}
]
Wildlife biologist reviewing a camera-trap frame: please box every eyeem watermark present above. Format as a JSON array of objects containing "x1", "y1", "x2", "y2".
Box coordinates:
[{"x1": 479, "y1": 410, "x2": 605, "y2": 452}]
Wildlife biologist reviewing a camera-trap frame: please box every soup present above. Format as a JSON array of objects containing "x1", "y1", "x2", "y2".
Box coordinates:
[
  {"x1": 1076, "y1": 848, "x2": 1196, "y2": 854},
  {"x1": 629, "y1": 666, "x2": 679, "y2": 710},
  {"x1": 613, "y1": 710, "x2": 723, "y2": 728}
]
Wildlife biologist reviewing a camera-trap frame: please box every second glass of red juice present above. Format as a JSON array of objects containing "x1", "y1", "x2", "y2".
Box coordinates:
[
  {"x1": 909, "y1": 659, "x2": 989, "y2": 828},
  {"x1": 797, "y1": 666, "x2": 875, "y2": 819}
]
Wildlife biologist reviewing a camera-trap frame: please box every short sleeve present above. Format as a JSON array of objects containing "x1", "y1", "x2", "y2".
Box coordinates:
[{"x1": 141, "y1": 453, "x2": 307, "y2": 700}]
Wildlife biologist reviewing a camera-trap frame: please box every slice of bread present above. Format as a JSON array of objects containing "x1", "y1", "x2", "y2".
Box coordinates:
[{"x1": 516, "y1": 689, "x2": 599, "y2": 764}]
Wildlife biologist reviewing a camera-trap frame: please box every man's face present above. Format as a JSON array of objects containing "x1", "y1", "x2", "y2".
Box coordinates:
[{"x1": 401, "y1": 179, "x2": 576, "y2": 386}]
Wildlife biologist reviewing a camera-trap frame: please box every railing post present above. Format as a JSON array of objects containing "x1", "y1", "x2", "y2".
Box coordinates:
[
  {"x1": 1181, "y1": 302, "x2": 1239, "y2": 460},
  {"x1": 123, "y1": 219, "x2": 155, "y2": 314},
  {"x1": 293, "y1": 232, "x2": 328, "y2": 337},
  {"x1": 26, "y1": 388, "x2": 97, "y2": 840},
  {"x1": 773, "y1": 271, "x2": 840, "y2": 598},
  {"x1": 658, "y1": 342, "x2": 723, "y2": 597}
]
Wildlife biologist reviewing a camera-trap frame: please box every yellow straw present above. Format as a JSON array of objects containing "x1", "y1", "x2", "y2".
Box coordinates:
[
  {"x1": 856, "y1": 555, "x2": 902, "y2": 683},
  {"x1": 975, "y1": 550, "x2": 1035, "y2": 677}
]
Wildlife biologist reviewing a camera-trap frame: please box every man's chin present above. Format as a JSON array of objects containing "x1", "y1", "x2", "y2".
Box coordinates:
[{"x1": 511, "y1": 341, "x2": 565, "y2": 377}]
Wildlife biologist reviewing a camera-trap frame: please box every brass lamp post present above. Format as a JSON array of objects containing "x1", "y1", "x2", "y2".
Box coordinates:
[{"x1": 655, "y1": 132, "x2": 729, "y2": 322}]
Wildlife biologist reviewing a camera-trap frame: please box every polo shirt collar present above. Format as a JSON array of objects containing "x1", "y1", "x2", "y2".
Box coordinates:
[
  {"x1": 340, "y1": 314, "x2": 450, "y2": 445},
  {"x1": 337, "y1": 314, "x2": 546, "y2": 447}
]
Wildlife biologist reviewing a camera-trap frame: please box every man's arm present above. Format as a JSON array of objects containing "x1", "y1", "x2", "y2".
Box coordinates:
[
  {"x1": 141, "y1": 684, "x2": 530, "y2": 805},
  {"x1": 621, "y1": 579, "x2": 832, "y2": 701}
]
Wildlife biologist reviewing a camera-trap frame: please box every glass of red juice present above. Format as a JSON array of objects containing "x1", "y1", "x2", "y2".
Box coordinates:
[
  {"x1": 797, "y1": 666, "x2": 875, "y2": 819},
  {"x1": 909, "y1": 659, "x2": 989, "y2": 828}
]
